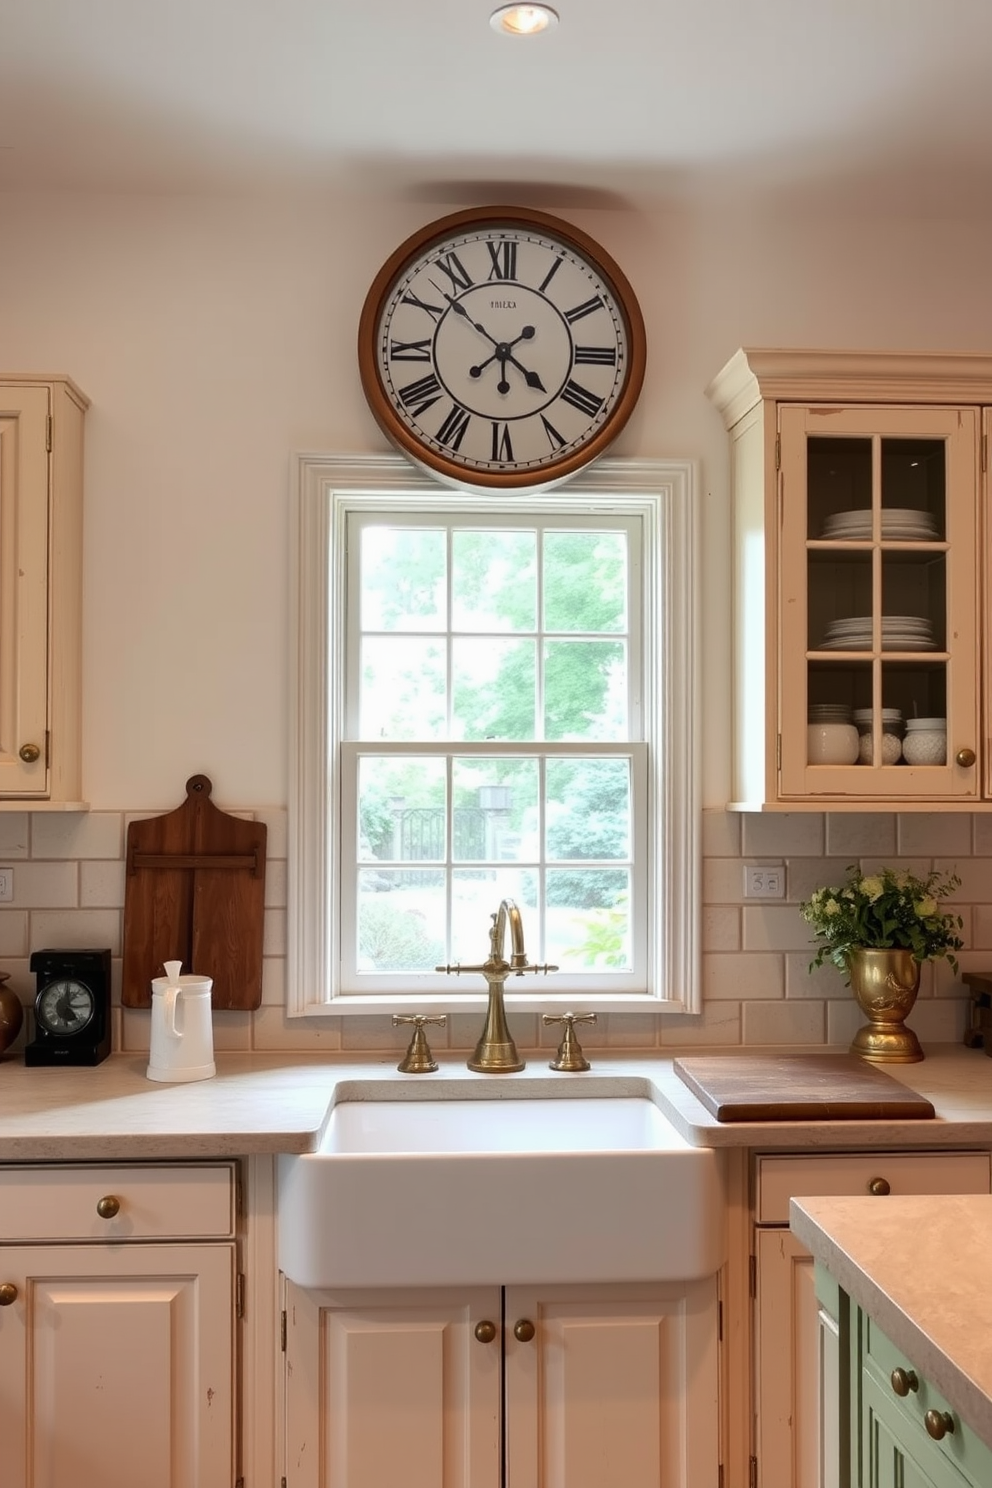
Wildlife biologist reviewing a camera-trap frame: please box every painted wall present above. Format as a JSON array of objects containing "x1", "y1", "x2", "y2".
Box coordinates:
[{"x1": 2, "y1": 188, "x2": 991, "y2": 1052}]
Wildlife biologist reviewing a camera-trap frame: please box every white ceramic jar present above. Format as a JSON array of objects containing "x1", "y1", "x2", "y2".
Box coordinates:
[
  {"x1": 807, "y1": 722, "x2": 860, "y2": 765},
  {"x1": 902, "y1": 718, "x2": 947, "y2": 766}
]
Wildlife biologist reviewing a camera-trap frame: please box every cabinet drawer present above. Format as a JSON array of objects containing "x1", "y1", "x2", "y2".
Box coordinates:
[
  {"x1": 862, "y1": 1311, "x2": 992, "y2": 1486},
  {"x1": 0, "y1": 1163, "x2": 236, "y2": 1242},
  {"x1": 755, "y1": 1151, "x2": 990, "y2": 1223}
]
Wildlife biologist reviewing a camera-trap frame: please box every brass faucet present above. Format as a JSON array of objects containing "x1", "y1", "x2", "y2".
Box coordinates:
[{"x1": 436, "y1": 898, "x2": 557, "y2": 1072}]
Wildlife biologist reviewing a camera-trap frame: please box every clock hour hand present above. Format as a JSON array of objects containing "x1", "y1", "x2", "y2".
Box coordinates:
[{"x1": 468, "y1": 326, "x2": 546, "y2": 395}]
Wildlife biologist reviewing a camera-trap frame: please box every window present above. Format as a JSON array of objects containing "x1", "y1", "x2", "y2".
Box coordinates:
[{"x1": 289, "y1": 454, "x2": 699, "y2": 1015}]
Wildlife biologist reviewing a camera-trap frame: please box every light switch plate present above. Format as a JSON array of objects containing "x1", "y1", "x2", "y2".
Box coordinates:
[{"x1": 0, "y1": 868, "x2": 12, "y2": 903}]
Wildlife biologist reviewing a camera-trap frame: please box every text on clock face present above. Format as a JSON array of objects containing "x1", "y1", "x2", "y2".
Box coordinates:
[{"x1": 376, "y1": 229, "x2": 629, "y2": 471}]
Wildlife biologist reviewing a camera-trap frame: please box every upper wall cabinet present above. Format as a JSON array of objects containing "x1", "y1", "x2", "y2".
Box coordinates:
[
  {"x1": 0, "y1": 377, "x2": 88, "y2": 808},
  {"x1": 707, "y1": 349, "x2": 992, "y2": 811}
]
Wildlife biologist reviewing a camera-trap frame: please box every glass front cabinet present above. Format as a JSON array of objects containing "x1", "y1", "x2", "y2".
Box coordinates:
[{"x1": 707, "y1": 350, "x2": 992, "y2": 809}]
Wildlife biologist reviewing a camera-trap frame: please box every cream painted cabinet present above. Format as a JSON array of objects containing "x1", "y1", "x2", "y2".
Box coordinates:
[
  {"x1": 751, "y1": 1150, "x2": 991, "y2": 1488},
  {"x1": 0, "y1": 375, "x2": 87, "y2": 805},
  {"x1": 706, "y1": 349, "x2": 992, "y2": 810},
  {"x1": 282, "y1": 1277, "x2": 721, "y2": 1488},
  {"x1": 0, "y1": 1163, "x2": 238, "y2": 1488}
]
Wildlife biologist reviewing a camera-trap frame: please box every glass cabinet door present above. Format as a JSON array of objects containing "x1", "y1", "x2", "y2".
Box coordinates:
[{"x1": 778, "y1": 404, "x2": 980, "y2": 800}]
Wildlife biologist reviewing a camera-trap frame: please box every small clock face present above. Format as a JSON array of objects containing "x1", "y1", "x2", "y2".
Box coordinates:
[
  {"x1": 359, "y1": 207, "x2": 646, "y2": 490},
  {"x1": 36, "y1": 977, "x2": 96, "y2": 1036}
]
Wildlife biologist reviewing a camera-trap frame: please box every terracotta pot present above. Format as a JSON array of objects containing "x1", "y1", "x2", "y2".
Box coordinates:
[
  {"x1": 0, "y1": 973, "x2": 24, "y2": 1056},
  {"x1": 848, "y1": 948, "x2": 923, "y2": 1063}
]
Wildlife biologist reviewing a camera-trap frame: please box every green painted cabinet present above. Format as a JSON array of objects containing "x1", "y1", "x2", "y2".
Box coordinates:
[{"x1": 854, "y1": 1305, "x2": 992, "y2": 1488}]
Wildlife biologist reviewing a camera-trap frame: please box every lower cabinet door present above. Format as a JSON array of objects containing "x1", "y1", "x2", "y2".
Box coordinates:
[
  {"x1": 0, "y1": 1242, "x2": 235, "y2": 1488},
  {"x1": 755, "y1": 1229, "x2": 822, "y2": 1488},
  {"x1": 503, "y1": 1280, "x2": 720, "y2": 1488},
  {"x1": 862, "y1": 1378, "x2": 945, "y2": 1488},
  {"x1": 283, "y1": 1283, "x2": 501, "y2": 1488},
  {"x1": 282, "y1": 1278, "x2": 721, "y2": 1488}
]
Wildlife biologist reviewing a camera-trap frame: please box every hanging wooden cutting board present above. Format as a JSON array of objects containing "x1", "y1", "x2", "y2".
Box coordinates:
[{"x1": 122, "y1": 775, "x2": 267, "y2": 1010}]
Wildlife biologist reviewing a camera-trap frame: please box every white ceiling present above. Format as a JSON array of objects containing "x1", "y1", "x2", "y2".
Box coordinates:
[{"x1": 2, "y1": 0, "x2": 992, "y2": 213}]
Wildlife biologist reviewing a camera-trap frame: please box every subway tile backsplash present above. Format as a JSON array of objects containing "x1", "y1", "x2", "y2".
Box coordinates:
[{"x1": 0, "y1": 807, "x2": 983, "y2": 1056}]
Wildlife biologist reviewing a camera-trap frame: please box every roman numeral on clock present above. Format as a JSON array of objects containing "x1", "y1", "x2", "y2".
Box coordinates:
[
  {"x1": 400, "y1": 290, "x2": 446, "y2": 322},
  {"x1": 560, "y1": 380, "x2": 604, "y2": 418},
  {"x1": 432, "y1": 251, "x2": 474, "y2": 293},
  {"x1": 437, "y1": 403, "x2": 472, "y2": 451},
  {"x1": 491, "y1": 422, "x2": 514, "y2": 462},
  {"x1": 389, "y1": 338, "x2": 433, "y2": 362},
  {"x1": 564, "y1": 294, "x2": 605, "y2": 324},
  {"x1": 398, "y1": 372, "x2": 444, "y2": 418},
  {"x1": 574, "y1": 345, "x2": 617, "y2": 366},
  {"x1": 486, "y1": 240, "x2": 518, "y2": 281}
]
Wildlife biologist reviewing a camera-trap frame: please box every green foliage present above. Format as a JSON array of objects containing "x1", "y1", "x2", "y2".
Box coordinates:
[
  {"x1": 565, "y1": 902, "x2": 629, "y2": 968},
  {"x1": 358, "y1": 900, "x2": 445, "y2": 971},
  {"x1": 800, "y1": 865, "x2": 964, "y2": 976}
]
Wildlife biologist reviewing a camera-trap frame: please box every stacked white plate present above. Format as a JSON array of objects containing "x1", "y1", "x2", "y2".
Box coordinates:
[
  {"x1": 819, "y1": 615, "x2": 936, "y2": 651},
  {"x1": 820, "y1": 508, "x2": 940, "y2": 541}
]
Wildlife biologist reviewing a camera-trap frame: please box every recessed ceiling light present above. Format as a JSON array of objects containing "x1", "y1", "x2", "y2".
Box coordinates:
[{"x1": 490, "y1": 4, "x2": 559, "y2": 36}]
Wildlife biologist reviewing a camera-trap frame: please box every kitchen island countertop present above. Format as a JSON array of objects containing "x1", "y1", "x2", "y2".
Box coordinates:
[
  {"x1": 792, "y1": 1191, "x2": 992, "y2": 1453},
  {"x1": 2, "y1": 1043, "x2": 992, "y2": 1159}
]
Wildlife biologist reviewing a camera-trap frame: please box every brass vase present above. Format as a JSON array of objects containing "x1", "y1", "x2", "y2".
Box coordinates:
[
  {"x1": 0, "y1": 972, "x2": 24, "y2": 1056},
  {"x1": 848, "y1": 948, "x2": 923, "y2": 1063}
]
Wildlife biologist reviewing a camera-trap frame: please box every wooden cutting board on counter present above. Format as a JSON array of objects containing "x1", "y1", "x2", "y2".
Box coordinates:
[
  {"x1": 122, "y1": 775, "x2": 267, "y2": 1010},
  {"x1": 673, "y1": 1053, "x2": 936, "y2": 1122}
]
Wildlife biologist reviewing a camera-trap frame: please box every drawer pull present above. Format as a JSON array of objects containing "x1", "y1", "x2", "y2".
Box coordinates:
[
  {"x1": 513, "y1": 1319, "x2": 536, "y2": 1343},
  {"x1": 474, "y1": 1320, "x2": 497, "y2": 1344},
  {"x1": 0, "y1": 1283, "x2": 18, "y2": 1306},
  {"x1": 868, "y1": 1177, "x2": 891, "y2": 1196},
  {"x1": 925, "y1": 1409, "x2": 955, "y2": 1441},
  {"x1": 891, "y1": 1368, "x2": 919, "y2": 1396},
  {"x1": 96, "y1": 1195, "x2": 121, "y2": 1219}
]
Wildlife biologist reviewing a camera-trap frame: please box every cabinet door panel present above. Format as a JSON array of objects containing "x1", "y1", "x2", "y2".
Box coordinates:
[
  {"x1": 754, "y1": 1231, "x2": 820, "y2": 1488},
  {"x1": 504, "y1": 1279, "x2": 720, "y2": 1488},
  {"x1": 0, "y1": 1243, "x2": 234, "y2": 1488},
  {"x1": 0, "y1": 386, "x2": 50, "y2": 796},
  {"x1": 283, "y1": 1282, "x2": 500, "y2": 1488},
  {"x1": 778, "y1": 403, "x2": 980, "y2": 801}
]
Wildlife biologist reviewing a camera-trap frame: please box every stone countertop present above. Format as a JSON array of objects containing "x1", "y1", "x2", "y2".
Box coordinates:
[
  {"x1": 1, "y1": 1043, "x2": 992, "y2": 1159},
  {"x1": 791, "y1": 1192, "x2": 992, "y2": 1453}
]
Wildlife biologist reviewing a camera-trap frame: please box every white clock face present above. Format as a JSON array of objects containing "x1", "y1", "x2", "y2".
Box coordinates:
[{"x1": 363, "y1": 213, "x2": 644, "y2": 487}]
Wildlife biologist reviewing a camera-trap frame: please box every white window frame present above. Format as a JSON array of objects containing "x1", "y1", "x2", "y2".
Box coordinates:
[{"x1": 288, "y1": 452, "x2": 700, "y2": 1016}]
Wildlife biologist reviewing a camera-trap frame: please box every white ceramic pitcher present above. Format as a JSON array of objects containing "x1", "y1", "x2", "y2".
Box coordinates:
[{"x1": 146, "y1": 959, "x2": 216, "y2": 1083}]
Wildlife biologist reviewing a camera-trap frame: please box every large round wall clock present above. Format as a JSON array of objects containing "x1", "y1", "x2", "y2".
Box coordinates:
[{"x1": 358, "y1": 206, "x2": 647, "y2": 490}]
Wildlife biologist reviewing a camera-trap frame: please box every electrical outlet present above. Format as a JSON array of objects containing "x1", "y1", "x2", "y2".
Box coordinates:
[
  {"x1": 0, "y1": 867, "x2": 12, "y2": 903},
  {"x1": 744, "y1": 865, "x2": 785, "y2": 899}
]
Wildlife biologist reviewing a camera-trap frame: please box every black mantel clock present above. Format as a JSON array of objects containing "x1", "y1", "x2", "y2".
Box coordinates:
[{"x1": 25, "y1": 948, "x2": 112, "y2": 1067}]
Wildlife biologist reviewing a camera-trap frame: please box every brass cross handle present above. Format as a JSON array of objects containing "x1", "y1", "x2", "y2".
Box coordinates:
[
  {"x1": 543, "y1": 1011, "x2": 597, "y2": 1072},
  {"x1": 393, "y1": 1014, "x2": 446, "y2": 1074}
]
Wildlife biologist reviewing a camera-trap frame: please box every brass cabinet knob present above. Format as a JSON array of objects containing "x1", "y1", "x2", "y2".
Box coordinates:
[
  {"x1": 474, "y1": 1320, "x2": 497, "y2": 1344},
  {"x1": 924, "y1": 1409, "x2": 955, "y2": 1441},
  {"x1": 868, "y1": 1177, "x2": 891, "y2": 1196},
  {"x1": 890, "y1": 1368, "x2": 919, "y2": 1396},
  {"x1": 513, "y1": 1319, "x2": 536, "y2": 1343},
  {"x1": 18, "y1": 743, "x2": 40, "y2": 764},
  {"x1": 0, "y1": 1283, "x2": 18, "y2": 1306},
  {"x1": 96, "y1": 1195, "x2": 121, "y2": 1219},
  {"x1": 956, "y1": 748, "x2": 977, "y2": 769}
]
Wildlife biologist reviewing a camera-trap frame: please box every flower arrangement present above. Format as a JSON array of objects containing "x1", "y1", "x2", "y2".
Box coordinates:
[{"x1": 800, "y1": 864, "x2": 964, "y2": 977}]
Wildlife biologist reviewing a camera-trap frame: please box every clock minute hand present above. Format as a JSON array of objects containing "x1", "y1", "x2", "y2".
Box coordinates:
[{"x1": 435, "y1": 287, "x2": 500, "y2": 347}]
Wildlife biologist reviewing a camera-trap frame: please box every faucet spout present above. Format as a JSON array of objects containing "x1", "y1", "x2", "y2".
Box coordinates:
[
  {"x1": 435, "y1": 898, "x2": 557, "y2": 1073},
  {"x1": 493, "y1": 898, "x2": 528, "y2": 971}
]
